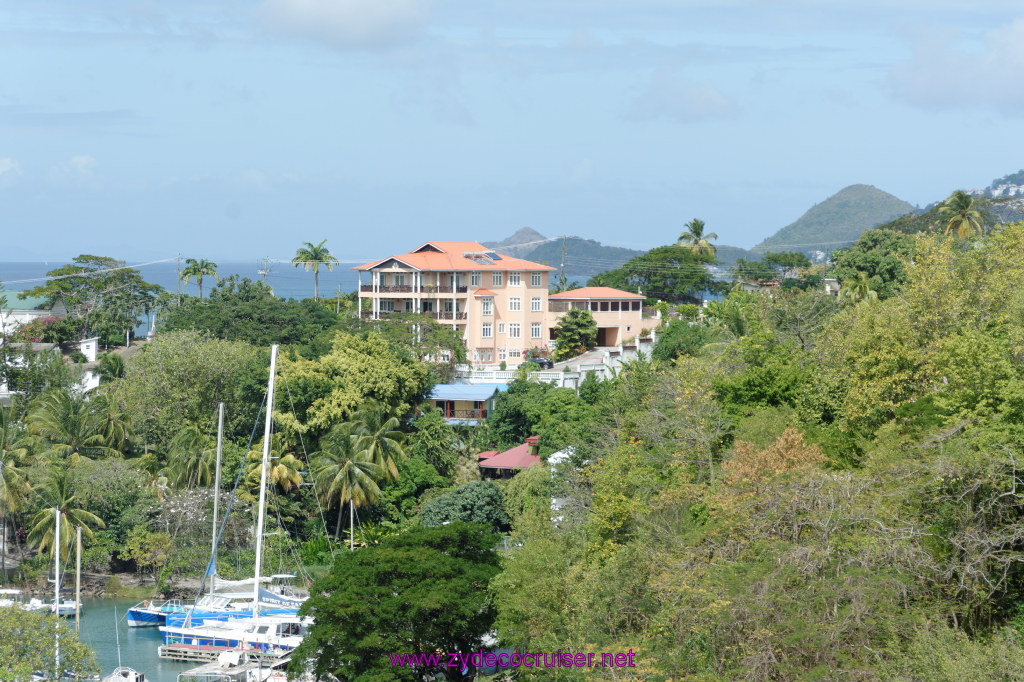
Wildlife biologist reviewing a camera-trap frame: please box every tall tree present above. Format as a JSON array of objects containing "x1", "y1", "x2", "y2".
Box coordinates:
[
  {"x1": 677, "y1": 218, "x2": 719, "y2": 257},
  {"x1": 165, "y1": 424, "x2": 215, "y2": 489},
  {"x1": 28, "y1": 389, "x2": 121, "y2": 464},
  {"x1": 246, "y1": 433, "x2": 304, "y2": 493},
  {"x1": 839, "y1": 271, "x2": 878, "y2": 305},
  {"x1": 0, "y1": 407, "x2": 29, "y2": 573},
  {"x1": 552, "y1": 307, "x2": 598, "y2": 361},
  {"x1": 937, "y1": 190, "x2": 984, "y2": 239},
  {"x1": 313, "y1": 423, "x2": 383, "y2": 541},
  {"x1": 289, "y1": 523, "x2": 501, "y2": 681},
  {"x1": 292, "y1": 239, "x2": 339, "y2": 300},
  {"x1": 353, "y1": 400, "x2": 406, "y2": 482},
  {"x1": 17, "y1": 255, "x2": 162, "y2": 345},
  {"x1": 180, "y1": 258, "x2": 220, "y2": 299},
  {"x1": 27, "y1": 469, "x2": 105, "y2": 560}
]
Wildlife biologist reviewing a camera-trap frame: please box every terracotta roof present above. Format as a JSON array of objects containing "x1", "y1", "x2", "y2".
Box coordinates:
[
  {"x1": 477, "y1": 450, "x2": 499, "y2": 460},
  {"x1": 473, "y1": 289, "x2": 496, "y2": 297},
  {"x1": 353, "y1": 241, "x2": 556, "y2": 272},
  {"x1": 549, "y1": 287, "x2": 646, "y2": 300},
  {"x1": 477, "y1": 443, "x2": 541, "y2": 470}
]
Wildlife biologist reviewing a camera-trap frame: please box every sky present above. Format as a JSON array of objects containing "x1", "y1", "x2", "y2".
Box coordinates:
[{"x1": 2, "y1": 0, "x2": 1023, "y2": 263}]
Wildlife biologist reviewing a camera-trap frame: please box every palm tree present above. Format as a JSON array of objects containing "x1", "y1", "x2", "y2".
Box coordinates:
[
  {"x1": 0, "y1": 407, "x2": 30, "y2": 573},
  {"x1": 27, "y1": 469, "x2": 105, "y2": 560},
  {"x1": 677, "y1": 218, "x2": 719, "y2": 257},
  {"x1": 89, "y1": 394, "x2": 133, "y2": 453},
  {"x1": 246, "y1": 433, "x2": 304, "y2": 494},
  {"x1": 291, "y1": 240, "x2": 339, "y2": 300},
  {"x1": 180, "y1": 258, "x2": 220, "y2": 299},
  {"x1": 313, "y1": 423, "x2": 382, "y2": 547},
  {"x1": 165, "y1": 424, "x2": 215, "y2": 489},
  {"x1": 352, "y1": 400, "x2": 405, "y2": 482},
  {"x1": 839, "y1": 272, "x2": 878, "y2": 305},
  {"x1": 96, "y1": 352, "x2": 126, "y2": 383},
  {"x1": 937, "y1": 190, "x2": 984, "y2": 239},
  {"x1": 28, "y1": 390, "x2": 120, "y2": 464}
]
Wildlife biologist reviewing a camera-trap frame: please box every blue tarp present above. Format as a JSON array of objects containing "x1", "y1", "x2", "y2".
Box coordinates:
[{"x1": 429, "y1": 383, "x2": 508, "y2": 401}]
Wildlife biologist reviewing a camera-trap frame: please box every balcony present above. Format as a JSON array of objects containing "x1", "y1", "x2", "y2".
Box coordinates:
[
  {"x1": 360, "y1": 310, "x2": 467, "y2": 321},
  {"x1": 439, "y1": 408, "x2": 488, "y2": 421},
  {"x1": 359, "y1": 285, "x2": 468, "y2": 294}
]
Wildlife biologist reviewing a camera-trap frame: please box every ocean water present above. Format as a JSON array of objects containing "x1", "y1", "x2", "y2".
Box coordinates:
[{"x1": 0, "y1": 261, "x2": 363, "y2": 302}]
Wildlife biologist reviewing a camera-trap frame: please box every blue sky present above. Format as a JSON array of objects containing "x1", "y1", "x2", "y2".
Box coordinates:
[{"x1": 2, "y1": 0, "x2": 1023, "y2": 262}]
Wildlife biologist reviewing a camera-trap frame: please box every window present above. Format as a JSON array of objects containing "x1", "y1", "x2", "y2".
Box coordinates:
[
  {"x1": 509, "y1": 348, "x2": 522, "y2": 358},
  {"x1": 531, "y1": 297, "x2": 541, "y2": 312},
  {"x1": 531, "y1": 272, "x2": 542, "y2": 287},
  {"x1": 393, "y1": 273, "x2": 405, "y2": 286},
  {"x1": 498, "y1": 348, "x2": 506, "y2": 361},
  {"x1": 509, "y1": 323, "x2": 521, "y2": 338},
  {"x1": 498, "y1": 323, "x2": 506, "y2": 334},
  {"x1": 481, "y1": 298, "x2": 493, "y2": 316},
  {"x1": 444, "y1": 300, "x2": 454, "y2": 313},
  {"x1": 380, "y1": 300, "x2": 394, "y2": 312},
  {"x1": 492, "y1": 272, "x2": 503, "y2": 286},
  {"x1": 509, "y1": 297, "x2": 521, "y2": 312},
  {"x1": 482, "y1": 323, "x2": 492, "y2": 338},
  {"x1": 531, "y1": 322, "x2": 542, "y2": 339},
  {"x1": 471, "y1": 271, "x2": 481, "y2": 286},
  {"x1": 509, "y1": 272, "x2": 521, "y2": 286}
]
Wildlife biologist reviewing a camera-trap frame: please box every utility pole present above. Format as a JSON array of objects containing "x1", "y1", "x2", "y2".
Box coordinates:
[
  {"x1": 336, "y1": 284, "x2": 342, "y2": 315},
  {"x1": 258, "y1": 257, "x2": 271, "y2": 285},
  {"x1": 75, "y1": 527, "x2": 82, "y2": 632},
  {"x1": 558, "y1": 236, "x2": 567, "y2": 292},
  {"x1": 176, "y1": 255, "x2": 181, "y2": 306}
]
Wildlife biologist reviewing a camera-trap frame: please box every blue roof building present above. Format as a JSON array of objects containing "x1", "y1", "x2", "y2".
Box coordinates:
[{"x1": 428, "y1": 383, "x2": 508, "y2": 425}]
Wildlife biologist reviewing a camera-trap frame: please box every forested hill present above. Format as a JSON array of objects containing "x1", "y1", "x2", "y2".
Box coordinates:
[
  {"x1": 523, "y1": 238, "x2": 644, "y2": 279},
  {"x1": 752, "y1": 184, "x2": 916, "y2": 257},
  {"x1": 481, "y1": 227, "x2": 548, "y2": 257}
]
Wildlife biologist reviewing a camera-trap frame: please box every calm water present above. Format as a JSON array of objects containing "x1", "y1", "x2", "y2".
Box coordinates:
[{"x1": 75, "y1": 598, "x2": 193, "y2": 682}]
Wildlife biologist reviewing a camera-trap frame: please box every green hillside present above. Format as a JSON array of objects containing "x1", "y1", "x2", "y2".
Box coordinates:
[
  {"x1": 523, "y1": 237, "x2": 644, "y2": 279},
  {"x1": 876, "y1": 195, "x2": 1024, "y2": 235},
  {"x1": 752, "y1": 184, "x2": 916, "y2": 256},
  {"x1": 481, "y1": 226, "x2": 548, "y2": 257}
]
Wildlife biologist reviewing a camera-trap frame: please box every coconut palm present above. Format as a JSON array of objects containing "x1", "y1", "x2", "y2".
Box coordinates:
[
  {"x1": 839, "y1": 272, "x2": 878, "y2": 305},
  {"x1": 0, "y1": 407, "x2": 30, "y2": 573},
  {"x1": 90, "y1": 394, "x2": 133, "y2": 453},
  {"x1": 352, "y1": 400, "x2": 405, "y2": 482},
  {"x1": 165, "y1": 424, "x2": 215, "y2": 489},
  {"x1": 28, "y1": 390, "x2": 120, "y2": 464},
  {"x1": 246, "y1": 433, "x2": 304, "y2": 494},
  {"x1": 314, "y1": 422, "x2": 382, "y2": 546},
  {"x1": 937, "y1": 190, "x2": 984, "y2": 239},
  {"x1": 27, "y1": 469, "x2": 105, "y2": 560},
  {"x1": 96, "y1": 352, "x2": 126, "y2": 383},
  {"x1": 291, "y1": 239, "x2": 339, "y2": 300},
  {"x1": 180, "y1": 258, "x2": 220, "y2": 299},
  {"x1": 677, "y1": 218, "x2": 719, "y2": 257}
]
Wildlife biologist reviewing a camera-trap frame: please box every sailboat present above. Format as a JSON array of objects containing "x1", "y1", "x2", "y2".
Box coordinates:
[
  {"x1": 25, "y1": 510, "x2": 80, "y2": 617},
  {"x1": 128, "y1": 402, "x2": 304, "y2": 629},
  {"x1": 158, "y1": 346, "x2": 309, "y2": 657},
  {"x1": 101, "y1": 606, "x2": 146, "y2": 682}
]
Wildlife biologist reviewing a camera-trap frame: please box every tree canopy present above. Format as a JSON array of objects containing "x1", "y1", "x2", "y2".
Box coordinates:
[
  {"x1": 291, "y1": 523, "x2": 501, "y2": 681},
  {"x1": 588, "y1": 244, "x2": 714, "y2": 304}
]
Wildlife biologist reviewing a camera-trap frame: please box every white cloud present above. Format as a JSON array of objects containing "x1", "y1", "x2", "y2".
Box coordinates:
[
  {"x1": 49, "y1": 155, "x2": 99, "y2": 185},
  {"x1": 0, "y1": 157, "x2": 22, "y2": 178},
  {"x1": 890, "y1": 18, "x2": 1024, "y2": 114},
  {"x1": 261, "y1": 0, "x2": 432, "y2": 49},
  {"x1": 623, "y1": 70, "x2": 736, "y2": 123}
]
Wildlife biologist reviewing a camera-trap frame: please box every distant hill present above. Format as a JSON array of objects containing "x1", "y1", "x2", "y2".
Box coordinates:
[
  {"x1": 712, "y1": 244, "x2": 756, "y2": 265},
  {"x1": 523, "y1": 238, "x2": 644, "y2": 279},
  {"x1": 482, "y1": 227, "x2": 548, "y2": 257},
  {"x1": 752, "y1": 184, "x2": 916, "y2": 259},
  {"x1": 876, "y1": 195, "x2": 1024, "y2": 235}
]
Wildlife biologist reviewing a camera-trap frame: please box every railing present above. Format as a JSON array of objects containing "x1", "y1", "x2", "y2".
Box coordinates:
[
  {"x1": 360, "y1": 285, "x2": 469, "y2": 294},
  {"x1": 440, "y1": 409, "x2": 488, "y2": 420},
  {"x1": 426, "y1": 312, "x2": 468, "y2": 321},
  {"x1": 360, "y1": 310, "x2": 466, "y2": 320}
]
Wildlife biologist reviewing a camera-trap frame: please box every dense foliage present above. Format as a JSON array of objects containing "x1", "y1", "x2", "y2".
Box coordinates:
[
  {"x1": 291, "y1": 523, "x2": 501, "y2": 681},
  {"x1": 588, "y1": 244, "x2": 714, "y2": 304}
]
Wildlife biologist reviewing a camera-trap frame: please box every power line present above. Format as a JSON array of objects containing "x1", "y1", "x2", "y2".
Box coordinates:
[{"x1": 1, "y1": 257, "x2": 179, "y2": 286}]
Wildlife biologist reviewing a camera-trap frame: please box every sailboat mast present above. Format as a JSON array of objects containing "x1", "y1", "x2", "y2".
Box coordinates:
[
  {"x1": 252, "y1": 345, "x2": 279, "y2": 622},
  {"x1": 54, "y1": 508, "x2": 60, "y2": 672},
  {"x1": 210, "y1": 402, "x2": 225, "y2": 596}
]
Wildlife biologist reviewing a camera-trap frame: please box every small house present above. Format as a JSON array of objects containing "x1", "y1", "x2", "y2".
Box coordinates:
[
  {"x1": 479, "y1": 435, "x2": 542, "y2": 479},
  {"x1": 427, "y1": 383, "x2": 508, "y2": 425}
]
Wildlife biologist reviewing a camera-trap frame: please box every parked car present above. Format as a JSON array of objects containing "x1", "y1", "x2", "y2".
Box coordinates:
[{"x1": 535, "y1": 357, "x2": 554, "y2": 369}]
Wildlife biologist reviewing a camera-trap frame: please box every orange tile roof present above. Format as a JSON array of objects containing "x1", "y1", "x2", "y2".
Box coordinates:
[
  {"x1": 473, "y1": 289, "x2": 496, "y2": 297},
  {"x1": 549, "y1": 286, "x2": 646, "y2": 300},
  {"x1": 353, "y1": 241, "x2": 556, "y2": 272}
]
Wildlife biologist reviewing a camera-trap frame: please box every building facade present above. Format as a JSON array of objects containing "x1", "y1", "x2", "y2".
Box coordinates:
[{"x1": 355, "y1": 242, "x2": 659, "y2": 367}]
